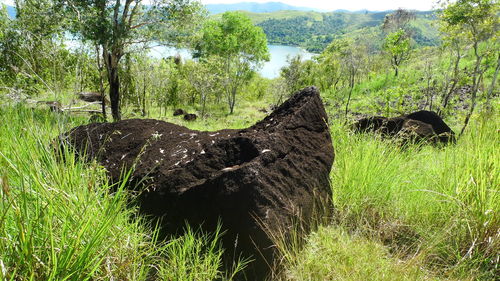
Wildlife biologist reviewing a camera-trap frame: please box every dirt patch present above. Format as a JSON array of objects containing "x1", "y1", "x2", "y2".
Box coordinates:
[{"x1": 61, "y1": 86, "x2": 335, "y2": 279}]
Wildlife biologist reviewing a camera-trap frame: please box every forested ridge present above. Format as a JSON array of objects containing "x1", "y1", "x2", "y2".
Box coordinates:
[{"x1": 249, "y1": 10, "x2": 440, "y2": 52}]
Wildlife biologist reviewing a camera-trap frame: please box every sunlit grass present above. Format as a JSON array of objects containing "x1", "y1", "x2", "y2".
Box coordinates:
[
  {"x1": 1, "y1": 98, "x2": 497, "y2": 280},
  {"x1": 0, "y1": 106, "x2": 245, "y2": 280}
]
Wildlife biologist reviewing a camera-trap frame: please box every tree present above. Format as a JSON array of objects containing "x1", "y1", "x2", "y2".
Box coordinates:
[
  {"x1": 183, "y1": 57, "x2": 223, "y2": 117},
  {"x1": 381, "y1": 8, "x2": 415, "y2": 77},
  {"x1": 439, "y1": 0, "x2": 499, "y2": 135},
  {"x1": 321, "y1": 39, "x2": 367, "y2": 118},
  {"x1": 382, "y1": 8, "x2": 416, "y2": 33},
  {"x1": 0, "y1": 1, "x2": 90, "y2": 97},
  {"x1": 279, "y1": 55, "x2": 314, "y2": 95},
  {"x1": 196, "y1": 12, "x2": 269, "y2": 114},
  {"x1": 383, "y1": 29, "x2": 411, "y2": 77},
  {"x1": 58, "y1": 0, "x2": 204, "y2": 121}
]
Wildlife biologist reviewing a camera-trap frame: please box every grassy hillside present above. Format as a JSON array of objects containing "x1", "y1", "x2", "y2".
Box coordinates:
[
  {"x1": 240, "y1": 10, "x2": 440, "y2": 52},
  {"x1": 1, "y1": 89, "x2": 497, "y2": 280}
]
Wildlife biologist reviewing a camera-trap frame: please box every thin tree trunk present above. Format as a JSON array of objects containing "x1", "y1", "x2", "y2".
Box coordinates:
[
  {"x1": 440, "y1": 44, "x2": 462, "y2": 114},
  {"x1": 460, "y1": 44, "x2": 482, "y2": 137},
  {"x1": 95, "y1": 45, "x2": 107, "y2": 122},
  {"x1": 142, "y1": 74, "x2": 147, "y2": 117},
  {"x1": 229, "y1": 87, "x2": 236, "y2": 114},
  {"x1": 345, "y1": 72, "x2": 355, "y2": 120},
  {"x1": 103, "y1": 48, "x2": 122, "y2": 121},
  {"x1": 486, "y1": 53, "x2": 500, "y2": 103}
]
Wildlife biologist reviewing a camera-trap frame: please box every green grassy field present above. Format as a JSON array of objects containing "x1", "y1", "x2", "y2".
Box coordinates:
[
  {"x1": 0, "y1": 106, "x2": 248, "y2": 280},
  {"x1": 0, "y1": 96, "x2": 497, "y2": 280}
]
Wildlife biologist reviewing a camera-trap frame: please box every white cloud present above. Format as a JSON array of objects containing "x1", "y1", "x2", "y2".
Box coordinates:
[
  {"x1": 0, "y1": 0, "x2": 14, "y2": 6},
  {"x1": 201, "y1": 0, "x2": 439, "y2": 11}
]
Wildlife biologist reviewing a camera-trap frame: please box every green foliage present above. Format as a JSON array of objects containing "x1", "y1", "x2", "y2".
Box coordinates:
[
  {"x1": 282, "y1": 227, "x2": 441, "y2": 281},
  {"x1": 253, "y1": 11, "x2": 440, "y2": 52},
  {"x1": 159, "y1": 224, "x2": 249, "y2": 280},
  {"x1": 0, "y1": 106, "x2": 156, "y2": 280},
  {"x1": 198, "y1": 12, "x2": 269, "y2": 62},
  {"x1": 197, "y1": 11, "x2": 269, "y2": 114},
  {"x1": 1, "y1": 2, "x2": 500, "y2": 280},
  {"x1": 57, "y1": 0, "x2": 205, "y2": 120},
  {"x1": 383, "y1": 29, "x2": 412, "y2": 77},
  {"x1": 329, "y1": 113, "x2": 499, "y2": 279},
  {"x1": 0, "y1": 105, "x2": 247, "y2": 280},
  {"x1": 182, "y1": 57, "x2": 224, "y2": 117},
  {"x1": 438, "y1": 0, "x2": 499, "y2": 134},
  {"x1": 439, "y1": 0, "x2": 499, "y2": 42},
  {"x1": 278, "y1": 55, "x2": 315, "y2": 97},
  {"x1": 0, "y1": 2, "x2": 95, "y2": 97}
]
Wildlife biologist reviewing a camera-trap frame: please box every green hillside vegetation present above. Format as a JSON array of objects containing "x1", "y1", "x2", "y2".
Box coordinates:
[
  {"x1": 1, "y1": 0, "x2": 499, "y2": 280},
  {"x1": 245, "y1": 10, "x2": 440, "y2": 52}
]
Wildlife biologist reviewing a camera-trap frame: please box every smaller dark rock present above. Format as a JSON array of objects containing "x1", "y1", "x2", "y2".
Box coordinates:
[
  {"x1": 353, "y1": 116, "x2": 387, "y2": 132},
  {"x1": 183, "y1": 113, "x2": 197, "y2": 121},
  {"x1": 381, "y1": 117, "x2": 406, "y2": 136},
  {"x1": 173, "y1": 109, "x2": 186, "y2": 116},
  {"x1": 77, "y1": 92, "x2": 109, "y2": 104},
  {"x1": 399, "y1": 119, "x2": 437, "y2": 143},
  {"x1": 353, "y1": 110, "x2": 455, "y2": 144},
  {"x1": 405, "y1": 111, "x2": 454, "y2": 137}
]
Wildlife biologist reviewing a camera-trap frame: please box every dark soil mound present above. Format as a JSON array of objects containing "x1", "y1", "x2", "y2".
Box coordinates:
[
  {"x1": 354, "y1": 110, "x2": 455, "y2": 144},
  {"x1": 173, "y1": 108, "x2": 186, "y2": 116},
  {"x1": 183, "y1": 113, "x2": 197, "y2": 121},
  {"x1": 400, "y1": 119, "x2": 437, "y2": 143},
  {"x1": 405, "y1": 111, "x2": 455, "y2": 143},
  {"x1": 61, "y1": 86, "x2": 334, "y2": 279},
  {"x1": 353, "y1": 116, "x2": 387, "y2": 132}
]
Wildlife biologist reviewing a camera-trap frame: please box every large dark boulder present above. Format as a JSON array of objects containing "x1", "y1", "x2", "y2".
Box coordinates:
[
  {"x1": 353, "y1": 110, "x2": 455, "y2": 144},
  {"x1": 61, "y1": 86, "x2": 334, "y2": 279}
]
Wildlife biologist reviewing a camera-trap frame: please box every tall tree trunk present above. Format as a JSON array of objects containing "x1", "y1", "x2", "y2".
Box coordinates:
[
  {"x1": 229, "y1": 87, "x2": 236, "y2": 114},
  {"x1": 345, "y1": 71, "x2": 355, "y2": 120},
  {"x1": 95, "y1": 45, "x2": 107, "y2": 122},
  {"x1": 103, "y1": 48, "x2": 122, "y2": 121}
]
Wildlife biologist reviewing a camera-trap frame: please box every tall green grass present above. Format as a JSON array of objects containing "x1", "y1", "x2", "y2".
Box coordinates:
[
  {"x1": 270, "y1": 111, "x2": 498, "y2": 281},
  {"x1": 0, "y1": 106, "x2": 244, "y2": 280},
  {"x1": 1, "y1": 103, "x2": 497, "y2": 280},
  {"x1": 326, "y1": 110, "x2": 499, "y2": 279}
]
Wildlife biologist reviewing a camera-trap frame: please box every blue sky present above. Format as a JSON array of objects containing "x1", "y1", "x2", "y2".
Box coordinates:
[{"x1": 1, "y1": 0, "x2": 439, "y2": 12}]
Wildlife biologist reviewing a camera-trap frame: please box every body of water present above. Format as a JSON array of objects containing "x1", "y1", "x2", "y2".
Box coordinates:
[
  {"x1": 149, "y1": 44, "x2": 314, "y2": 79},
  {"x1": 261, "y1": 45, "x2": 314, "y2": 78}
]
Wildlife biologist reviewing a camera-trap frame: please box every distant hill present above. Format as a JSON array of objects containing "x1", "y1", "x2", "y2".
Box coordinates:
[
  {"x1": 205, "y1": 2, "x2": 322, "y2": 14},
  {"x1": 242, "y1": 10, "x2": 440, "y2": 52}
]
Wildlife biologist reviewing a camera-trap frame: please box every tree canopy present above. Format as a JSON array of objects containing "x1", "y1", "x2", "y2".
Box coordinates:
[
  {"x1": 196, "y1": 11, "x2": 269, "y2": 114},
  {"x1": 58, "y1": 0, "x2": 205, "y2": 120}
]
